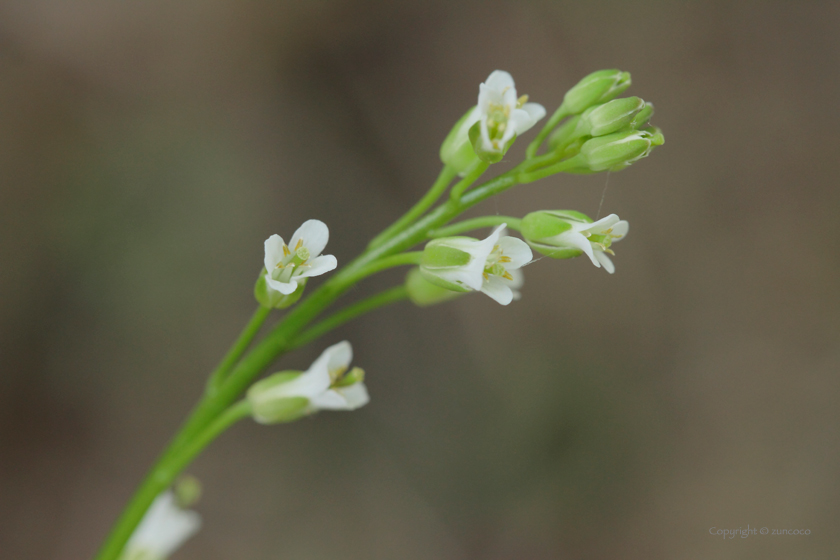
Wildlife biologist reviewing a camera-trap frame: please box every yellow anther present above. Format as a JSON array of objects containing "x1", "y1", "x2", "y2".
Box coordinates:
[
  {"x1": 282, "y1": 244, "x2": 291, "y2": 257},
  {"x1": 517, "y1": 94, "x2": 529, "y2": 108},
  {"x1": 502, "y1": 271, "x2": 513, "y2": 281},
  {"x1": 294, "y1": 239, "x2": 304, "y2": 250},
  {"x1": 499, "y1": 256, "x2": 512, "y2": 263},
  {"x1": 482, "y1": 272, "x2": 489, "y2": 280}
]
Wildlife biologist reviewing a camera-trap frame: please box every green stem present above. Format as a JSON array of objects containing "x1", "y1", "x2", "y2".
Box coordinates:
[
  {"x1": 290, "y1": 285, "x2": 408, "y2": 350},
  {"x1": 93, "y1": 401, "x2": 251, "y2": 560},
  {"x1": 449, "y1": 162, "x2": 489, "y2": 201},
  {"x1": 428, "y1": 216, "x2": 521, "y2": 238},
  {"x1": 368, "y1": 165, "x2": 458, "y2": 250},
  {"x1": 517, "y1": 155, "x2": 586, "y2": 183},
  {"x1": 206, "y1": 306, "x2": 271, "y2": 394},
  {"x1": 94, "y1": 162, "x2": 528, "y2": 560},
  {"x1": 525, "y1": 104, "x2": 570, "y2": 159}
]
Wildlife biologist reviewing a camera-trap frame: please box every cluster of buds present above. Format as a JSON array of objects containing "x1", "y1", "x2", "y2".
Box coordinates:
[{"x1": 546, "y1": 69, "x2": 664, "y2": 172}]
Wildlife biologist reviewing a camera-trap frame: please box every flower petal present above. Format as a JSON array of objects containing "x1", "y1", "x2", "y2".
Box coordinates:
[
  {"x1": 265, "y1": 274, "x2": 298, "y2": 295},
  {"x1": 594, "y1": 251, "x2": 615, "y2": 273},
  {"x1": 339, "y1": 383, "x2": 370, "y2": 410},
  {"x1": 519, "y1": 103, "x2": 546, "y2": 131},
  {"x1": 296, "y1": 254, "x2": 337, "y2": 279},
  {"x1": 309, "y1": 389, "x2": 351, "y2": 410},
  {"x1": 556, "y1": 232, "x2": 597, "y2": 266},
  {"x1": 264, "y1": 234, "x2": 286, "y2": 271},
  {"x1": 480, "y1": 274, "x2": 514, "y2": 305},
  {"x1": 497, "y1": 236, "x2": 533, "y2": 269},
  {"x1": 485, "y1": 70, "x2": 515, "y2": 93},
  {"x1": 610, "y1": 220, "x2": 629, "y2": 241},
  {"x1": 127, "y1": 491, "x2": 201, "y2": 559},
  {"x1": 506, "y1": 267, "x2": 524, "y2": 290},
  {"x1": 278, "y1": 343, "x2": 342, "y2": 399},
  {"x1": 587, "y1": 214, "x2": 620, "y2": 234},
  {"x1": 290, "y1": 219, "x2": 329, "y2": 258},
  {"x1": 324, "y1": 340, "x2": 353, "y2": 375}
]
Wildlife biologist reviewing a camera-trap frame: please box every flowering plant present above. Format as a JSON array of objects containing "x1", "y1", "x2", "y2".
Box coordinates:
[{"x1": 95, "y1": 68, "x2": 663, "y2": 560}]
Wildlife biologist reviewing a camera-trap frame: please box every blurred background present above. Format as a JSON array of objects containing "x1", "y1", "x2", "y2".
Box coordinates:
[{"x1": 1, "y1": 1, "x2": 838, "y2": 559}]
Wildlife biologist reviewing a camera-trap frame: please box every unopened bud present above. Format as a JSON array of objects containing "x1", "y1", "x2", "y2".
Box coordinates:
[
  {"x1": 563, "y1": 69, "x2": 632, "y2": 115},
  {"x1": 440, "y1": 106, "x2": 482, "y2": 176},
  {"x1": 581, "y1": 97, "x2": 646, "y2": 136},
  {"x1": 578, "y1": 129, "x2": 664, "y2": 172}
]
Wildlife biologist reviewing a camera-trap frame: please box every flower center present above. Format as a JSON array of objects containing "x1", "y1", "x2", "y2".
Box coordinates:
[
  {"x1": 272, "y1": 241, "x2": 310, "y2": 283},
  {"x1": 586, "y1": 228, "x2": 623, "y2": 255},
  {"x1": 483, "y1": 244, "x2": 514, "y2": 281},
  {"x1": 485, "y1": 103, "x2": 511, "y2": 147}
]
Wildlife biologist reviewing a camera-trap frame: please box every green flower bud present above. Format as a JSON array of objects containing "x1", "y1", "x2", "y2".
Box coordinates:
[
  {"x1": 254, "y1": 270, "x2": 306, "y2": 309},
  {"x1": 578, "y1": 129, "x2": 664, "y2": 172},
  {"x1": 247, "y1": 371, "x2": 311, "y2": 424},
  {"x1": 405, "y1": 267, "x2": 463, "y2": 307},
  {"x1": 440, "y1": 106, "x2": 482, "y2": 176},
  {"x1": 630, "y1": 102, "x2": 654, "y2": 129},
  {"x1": 581, "y1": 97, "x2": 646, "y2": 136},
  {"x1": 563, "y1": 69, "x2": 632, "y2": 115}
]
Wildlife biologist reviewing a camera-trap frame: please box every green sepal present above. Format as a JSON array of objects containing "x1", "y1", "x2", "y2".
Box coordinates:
[
  {"x1": 468, "y1": 120, "x2": 512, "y2": 164},
  {"x1": 579, "y1": 129, "x2": 661, "y2": 172},
  {"x1": 421, "y1": 242, "x2": 472, "y2": 268},
  {"x1": 583, "y1": 97, "x2": 646, "y2": 137},
  {"x1": 418, "y1": 268, "x2": 473, "y2": 293},
  {"x1": 405, "y1": 267, "x2": 464, "y2": 306},
  {"x1": 247, "y1": 371, "x2": 311, "y2": 424},
  {"x1": 630, "y1": 102, "x2": 654, "y2": 129},
  {"x1": 521, "y1": 211, "x2": 574, "y2": 240},
  {"x1": 527, "y1": 242, "x2": 585, "y2": 260},
  {"x1": 254, "y1": 269, "x2": 307, "y2": 309}
]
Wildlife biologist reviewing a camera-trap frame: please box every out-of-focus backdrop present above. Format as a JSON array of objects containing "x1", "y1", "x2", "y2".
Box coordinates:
[{"x1": 1, "y1": 2, "x2": 838, "y2": 559}]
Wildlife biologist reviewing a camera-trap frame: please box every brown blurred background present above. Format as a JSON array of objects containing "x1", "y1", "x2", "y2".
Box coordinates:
[{"x1": 1, "y1": 1, "x2": 838, "y2": 559}]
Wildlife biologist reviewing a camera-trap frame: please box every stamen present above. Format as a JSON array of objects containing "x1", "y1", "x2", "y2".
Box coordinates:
[
  {"x1": 502, "y1": 271, "x2": 513, "y2": 281},
  {"x1": 294, "y1": 239, "x2": 304, "y2": 250},
  {"x1": 499, "y1": 256, "x2": 512, "y2": 263},
  {"x1": 517, "y1": 94, "x2": 529, "y2": 108},
  {"x1": 282, "y1": 244, "x2": 291, "y2": 257}
]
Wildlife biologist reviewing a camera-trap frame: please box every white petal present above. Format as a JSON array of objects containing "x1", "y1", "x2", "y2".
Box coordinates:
[
  {"x1": 296, "y1": 254, "x2": 337, "y2": 279},
  {"x1": 610, "y1": 220, "x2": 629, "y2": 241},
  {"x1": 126, "y1": 491, "x2": 201, "y2": 559},
  {"x1": 338, "y1": 383, "x2": 370, "y2": 410},
  {"x1": 264, "y1": 234, "x2": 286, "y2": 271},
  {"x1": 484, "y1": 70, "x2": 515, "y2": 93},
  {"x1": 265, "y1": 274, "x2": 298, "y2": 295},
  {"x1": 479, "y1": 119, "x2": 497, "y2": 152},
  {"x1": 480, "y1": 275, "x2": 514, "y2": 305},
  {"x1": 497, "y1": 236, "x2": 533, "y2": 269},
  {"x1": 519, "y1": 103, "x2": 546, "y2": 131},
  {"x1": 587, "y1": 214, "x2": 620, "y2": 234},
  {"x1": 557, "y1": 232, "x2": 598, "y2": 266},
  {"x1": 595, "y1": 251, "x2": 615, "y2": 273},
  {"x1": 324, "y1": 340, "x2": 353, "y2": 374},
  {"x1": 277, "y1": 343, "x2": 342, "y2": 399},
  {"x1": 309, "y1": 389, "x2": 351, "y2": 410},
  {"x1": 506, "y1": 267, "x2": 524, "y2": 290},
  {"x1": 290, "y1": 219, "x2": 329, "y2": 258}
]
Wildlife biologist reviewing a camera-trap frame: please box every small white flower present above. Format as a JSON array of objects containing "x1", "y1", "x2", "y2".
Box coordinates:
[
  {"x1": 420, "y1": 225, "x2": 533, "y2": 306},
  {"x1": 263, "y1": 220, "x2": 338, "y2": 296},
  {"x1": 479, "y1": 230, "x2": 532, "y2": 305},
  {"x1": 547, "y1": 214, "x2": 629, "y2": 273},
  {"x1": 248, "y1": 341, "x2": 369, "y2": 424},
  {"x1": 477, "y1": 70, "x2": 546, "y2": 154},
  {"x1": 121, "y1": 491, "x2": 200, "y2": 560}
]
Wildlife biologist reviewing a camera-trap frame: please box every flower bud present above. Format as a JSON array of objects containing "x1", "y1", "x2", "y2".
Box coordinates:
[
  {"x1": 405, "y1": 267, "x2": 463, "y2": 307},
  {"x1": 578, "y1": 129, "x2": 664, "y2": 172},
  {"x1": 630, "y1": 102, "x2": 654, "y2": 129},
  {"x1": 563, "y1": 69, "x2": 632, "y2": 115},
  {"x1": 581, "y1": 97, "x2": 646, "y2": 136},
  {"x1": 440, "y1": 106, "x2": 482, "y2": 175},
  {"x1": 247, "y1": 371, "x2": 311, "y2": 424}
]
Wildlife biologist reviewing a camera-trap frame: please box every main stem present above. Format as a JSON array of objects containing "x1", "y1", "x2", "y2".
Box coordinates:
[{"x1": 94, "y1": 165, "x2": 524, "y2": 560}]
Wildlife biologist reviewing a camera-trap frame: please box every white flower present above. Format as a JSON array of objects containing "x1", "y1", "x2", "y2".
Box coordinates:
[
  {"x1": 545, "y1": 214, "x2": 629, "y2": 273},
  {"x1": 477, "y1": 70, "x2": 546, "y2": 154},
  {"x1": 479, "y1": 231, "x2": 532, "y2": 305},
  {"x1": 420, "y1": 225, "x2": 533, "y2": 306},
  {"x1": 248, "y1": 341, "x2": 369, "y2": 424},
  {"x1": 121, "y1": 491, "x2": 200, "y2": 560},
  {"x1": 263, "y1": 220, "x2": 338, "y2": 296}
]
